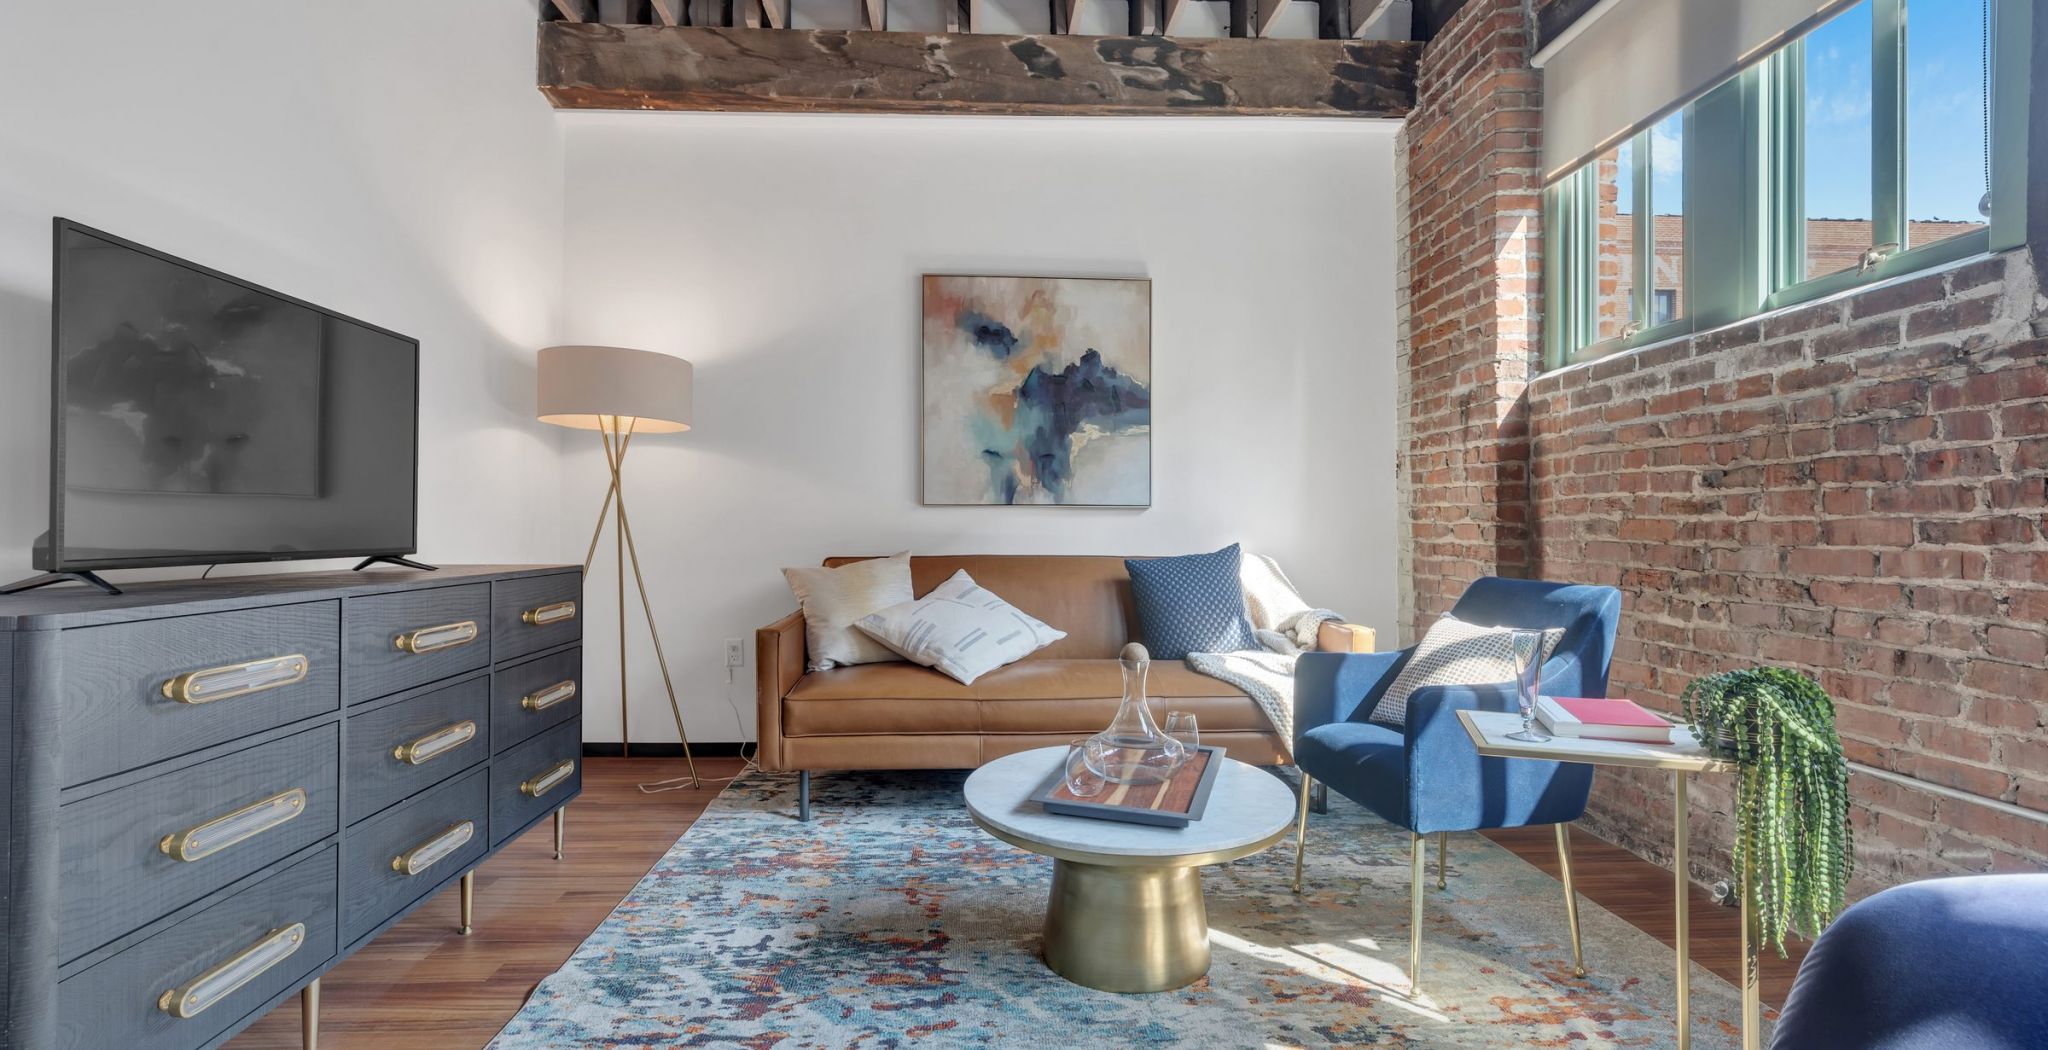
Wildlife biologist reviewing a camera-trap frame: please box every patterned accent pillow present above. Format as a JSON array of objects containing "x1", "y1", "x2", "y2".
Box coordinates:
[
  {"x1": 1124, "y1": 544, "x2": 1259, "y2": 661},
  {"x1": 1367, "y1": 615, "x2": 1564, "y2": 729},
  {"x1": 782, "y1": 553, "x2": 915, "y2": 672},
  {"x1": 854, "y1": 570, "x2": 1067, "y2": 684}
]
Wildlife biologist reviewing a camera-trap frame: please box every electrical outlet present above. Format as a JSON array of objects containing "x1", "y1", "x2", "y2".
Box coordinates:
[{"x1": 724, "y1": 638, "x2": 745, "y2": 667}]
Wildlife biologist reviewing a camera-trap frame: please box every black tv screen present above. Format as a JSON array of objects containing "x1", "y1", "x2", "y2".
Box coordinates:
[{"x1": 41, "y1": 219, "x2": 418, "y2": 572}]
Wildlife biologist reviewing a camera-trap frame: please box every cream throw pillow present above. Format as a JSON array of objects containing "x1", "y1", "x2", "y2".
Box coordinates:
[
  {"x1": 854, "y1": 570, "x2": 1066, "y2": 685},
  {"x1": 782, "y1": 553, "x2": 915, "y2": 672},
  {"x1": 1368, "y1": 615, "x2": 1563, "y2": 729}
]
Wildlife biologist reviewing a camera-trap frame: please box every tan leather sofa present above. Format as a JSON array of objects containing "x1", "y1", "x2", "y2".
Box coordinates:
[{"x1": 756, "y1": 554, "x2": 1373, "y2": 817}]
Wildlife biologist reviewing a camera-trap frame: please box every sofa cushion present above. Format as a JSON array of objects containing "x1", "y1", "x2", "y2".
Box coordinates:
[
  {"x1": 824, "y1": 554, "x2": 1135, "y2": 660},
  {"x1": 854, "y1": 570, "x2": 1066, "y2": 684},
  {"x1": 1367, "y1": 615, "x2": 1563, "y2": 729},
  {"x1": 1124, "y1": 544, "x2": 1258, "y2": 660},
  {"x1": 786, "y1": 663, "x2": 978, "y2": 702},
  {"x1": 781, "y1": 659, "x2": 1273, "y2": 739},
  {"x1": 783, "y1": 553, "x2": 915, "y2": 672}
]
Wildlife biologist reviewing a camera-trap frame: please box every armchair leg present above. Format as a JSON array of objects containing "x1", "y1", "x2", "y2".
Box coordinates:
[
  {"x1": 1409, "y1": 832, "x2": 1426, "y2": 994},
  {"x1": 1292, "y1": 774, "x2": 1313, "y2": 894},
  {"x1": 1436, "y1": 832, "x2": 1448, "y2": 890},
  {"x1": 1310, "y1": 781, "x2": 1329, "y2": 815},
  {"x1": 1555, "y1": 823, "x2": 1588, "y2": 977}
]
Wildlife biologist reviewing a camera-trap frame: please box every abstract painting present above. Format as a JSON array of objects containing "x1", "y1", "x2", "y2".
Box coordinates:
[{"x1": 922, "y1": 275, "x2": 1151, "y2": 507}]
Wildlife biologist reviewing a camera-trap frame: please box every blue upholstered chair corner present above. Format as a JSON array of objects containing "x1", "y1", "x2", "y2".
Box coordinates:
[
  {"x1": 1771, "y1": 874, "x2": 2048, "y2": 1050},
  {"x1": 1288, "y1": 577, "x2": 1622, "y2": 992}
]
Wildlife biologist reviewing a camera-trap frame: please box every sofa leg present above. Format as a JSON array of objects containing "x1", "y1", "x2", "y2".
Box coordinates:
[
  {"x1": 1310, "y1": 781, "x2": 1329, "y2": 815},
  {"x1": 798, "y1": 770, "x2": 811, "y2": 822}
]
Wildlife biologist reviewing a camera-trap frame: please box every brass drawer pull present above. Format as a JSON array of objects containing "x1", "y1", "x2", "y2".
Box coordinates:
[
  {"x1": 393, "y1": 620, "x2": 478, "y2": 655},
  {"x1": 161, "y1": 654, "x2": 310, "y2": 705},
  {"x1": 521, "y1": 759, "x2": 576, "y2": 798},
  {"x1": 392, "y1": 720, "x2": 477, "y2": 765},
  {"x1": 522, "y1": 600, "x2": 578, "y2": 626},
  {"x1": 160, "y1": 788, "x2": 308, "y2": 863},
  {"x1": 158, "y1": 923, "x2": 305, "y2": 1020},
  {"x1": 392, "y1": 821, "x2": 475, "y2": 876},
  {"x1": 522, "y1": 680, "x2": 577, "y2": 712}
]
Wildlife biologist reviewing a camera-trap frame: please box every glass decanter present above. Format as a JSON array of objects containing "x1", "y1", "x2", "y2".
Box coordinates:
[{"x1": 1085, "y1": 643, "x2": 1187, "y2": 785}]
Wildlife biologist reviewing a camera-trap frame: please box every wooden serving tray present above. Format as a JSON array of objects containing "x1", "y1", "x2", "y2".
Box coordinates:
[{"x1": 1028, "y1": 745, "x2": 1226, "y2": 828}]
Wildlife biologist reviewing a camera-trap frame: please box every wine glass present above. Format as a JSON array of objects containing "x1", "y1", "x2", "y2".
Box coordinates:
[
  {"x1": 1164, "y1": 711, "x2": 1200, "y2": 762},
  {"x1": 1062, "y1": 738, "x2": 1109, "y2": 797},
  {"x1": 1506, "y1": 629, "x2": 1551, "y2": 743}
]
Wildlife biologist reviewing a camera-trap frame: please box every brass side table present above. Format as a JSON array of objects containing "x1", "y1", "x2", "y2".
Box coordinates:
[
  {"x1": 1457, "y1": 709, "x2": 1759, "y2": 1050},
  {"x1": 963, "y1": 747, "x2": 1295, "y2": 993}
]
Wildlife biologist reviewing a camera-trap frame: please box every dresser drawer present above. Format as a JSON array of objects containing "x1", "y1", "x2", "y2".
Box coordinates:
[
  {"x1": 58, "y1": 724, "x2": 341, "y2": 962},
  {"x1": 491, "y1": 720, "x2": 581, "y2": 847},
  {"x1": 491, "y1": 647, "x2": 582, "y2": 754},
  {"x1": 345, "y1": 676, "x2": 489, "y2": 824},
  {"x1": 492, "y1": 572, "x2": 582, "y2": 663},
  {"x1": 342, "y1": 767, "x2": 488, "y2": 945},
  {"x1": 55, "y1": 846, "x2": 337, "y2": 1050},
  {"x1": 344, "y1": 584, "x2": 490, "y2": 702},
  {"x1": 58, "y1": 602, "x2": 341, "y2": 787}
]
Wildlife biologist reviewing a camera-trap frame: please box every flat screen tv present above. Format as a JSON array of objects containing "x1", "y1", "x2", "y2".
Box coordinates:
[{"x1": 35, "y1": 219, "x2": 419, "y2": 575}]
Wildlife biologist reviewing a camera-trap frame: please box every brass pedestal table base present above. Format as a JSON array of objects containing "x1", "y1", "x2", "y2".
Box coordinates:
[{"x1": 964, "y1": 747, "x2": 1295, "y2": 994}]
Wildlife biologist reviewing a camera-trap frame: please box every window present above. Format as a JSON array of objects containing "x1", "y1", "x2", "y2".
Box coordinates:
[
  {"x1": 1768, "y1": 0, "x2": 1997, "y2": 299},
  {"x1": 1543, "y1": 0, "x2": 2025, "y2": 368},
  {"x1": 1545, "y1": 110, "x2": 1688, "y2": 359}
]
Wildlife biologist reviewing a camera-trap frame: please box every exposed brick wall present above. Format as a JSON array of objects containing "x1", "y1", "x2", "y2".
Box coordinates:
[
  {"x1": 1403, "y1": 0, "x2": 1543, "y2": 634},
  {"x1": 1532, "y1": 253, "x2": 2048, "y2": 893},
  {"x1": 1403, "y1": 0, "x2": 2048, "y2": 896}
]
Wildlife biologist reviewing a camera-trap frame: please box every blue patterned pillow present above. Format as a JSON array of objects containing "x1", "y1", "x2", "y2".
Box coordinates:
[{"x1": 1124, "y1": 544, "x2": 1258, "y2": 660}]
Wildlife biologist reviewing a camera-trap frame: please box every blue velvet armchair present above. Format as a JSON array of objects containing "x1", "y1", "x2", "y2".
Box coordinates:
[
  {"x1": 1290, "y1": 577, "x2": 1621, "y2": 992},
  {"x1": 1772, "y1": 874, "x2": 2048, "y2": 1049}
]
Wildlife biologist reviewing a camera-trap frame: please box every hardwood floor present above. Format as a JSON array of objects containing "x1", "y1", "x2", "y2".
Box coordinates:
[
  {"x1": 233, "y1": 757, "x2": 1804, "y2": 1048},
  {"x1": 231, "y1": 757, "x2": 743, "y2": 1050}
]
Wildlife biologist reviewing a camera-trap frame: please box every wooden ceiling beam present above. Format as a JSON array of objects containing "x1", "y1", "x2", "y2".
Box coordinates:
[
  {"x1": 550, "y1": 0, "x2": 593, "y2": 22},
  {"x1": 650, "y1": 0, "x2": 683, "y2": 25},
  {"x1": 537, "y1": 23, "x2": 1418, "y2": 118},
  {"x1": 1160, "y1": 0, "x2": 1187, "y2": 33},
  {"x1": 861, "y1": 0, "x2": 886, "y2": 29}
]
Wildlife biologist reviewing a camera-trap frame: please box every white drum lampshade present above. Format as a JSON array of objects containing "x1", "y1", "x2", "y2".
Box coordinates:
[{"x1": 536, "y1": 344, "x2": 693, "y2": 433}]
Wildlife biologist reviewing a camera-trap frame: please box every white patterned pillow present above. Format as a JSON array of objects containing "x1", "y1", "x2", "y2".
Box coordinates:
[
  {"x1": 1368, "y1": 615, "x2": 1564, "y2": 729},
  {"x1": 783, "y1": 553, "x2": 915, "y2": 672},
  {"x1": 854, "y1": 570, "x2": 1066, "y2": 685}
]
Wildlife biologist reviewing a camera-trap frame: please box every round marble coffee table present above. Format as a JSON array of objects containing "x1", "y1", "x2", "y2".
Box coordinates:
[{"x1": 963, "y1": 746, "x2": 1295, "y2": 993}]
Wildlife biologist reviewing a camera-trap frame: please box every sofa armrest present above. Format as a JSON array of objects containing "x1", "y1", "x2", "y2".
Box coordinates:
[
  {"x1": 1316, "y1": 621, "x2": 1377, "y2": 653},
  {"x1": 1403, "y1": 682, "x2": 1593, "y2": 834},
  {"x1": 755, "y1": 611, "x2": 806, "y2": 771},
  {"x1": 1293, "y1": 650, "x2": 1405, "y2": 743}
]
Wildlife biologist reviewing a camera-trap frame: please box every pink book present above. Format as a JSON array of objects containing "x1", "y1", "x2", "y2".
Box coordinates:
[{"x1": 1534, "y1": 696, "x2": 1677, "y2": 744}]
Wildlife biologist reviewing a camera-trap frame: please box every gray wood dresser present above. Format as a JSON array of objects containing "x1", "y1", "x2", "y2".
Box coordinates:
[{"x1": 0, "y1": 565, "x2": 584, "y2": 1050}]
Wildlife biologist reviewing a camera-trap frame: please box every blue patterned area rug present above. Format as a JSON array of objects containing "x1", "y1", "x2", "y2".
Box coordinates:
[{"x1": 491, "y1": 771, "x2": 1759, "y2": 1048}]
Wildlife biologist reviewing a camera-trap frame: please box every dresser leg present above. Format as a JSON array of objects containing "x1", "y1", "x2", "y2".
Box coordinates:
[
  {"x1": 554, "y1": 807, "x2": 566, "y2": 860},
  {"x1": 301, "y1": 978, "x2": 320, "y2": 1050},
  {"x1": 459, "y1": 870, "x2": 475, "y2": 935}
]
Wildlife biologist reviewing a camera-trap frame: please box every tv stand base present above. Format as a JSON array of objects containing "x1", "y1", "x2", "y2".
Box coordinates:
[
  {"x1": 0, "y1": 570, "x2": 121, "y2": 596},
  {"x1": 352, "y1": 554, "x2": 438, "y2": 572}
]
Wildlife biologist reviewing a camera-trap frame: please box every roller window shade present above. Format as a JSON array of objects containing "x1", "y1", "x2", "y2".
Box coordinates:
[{"x1": 1537, "y1": 0, "x2": 1858, "y2": 181}]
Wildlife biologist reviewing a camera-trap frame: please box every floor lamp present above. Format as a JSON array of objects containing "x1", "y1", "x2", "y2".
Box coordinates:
[{"x1": 537, "y1": 344, "x2": 700, "y2": 789}]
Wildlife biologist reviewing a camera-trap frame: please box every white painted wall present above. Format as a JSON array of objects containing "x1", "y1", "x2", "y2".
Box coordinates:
[
  {"x1": 0, "y1": 1, "x2": 568, "y2": 580},
  {"x1": 559, "y1": 113, "x2": 1401, "y2": 746}
]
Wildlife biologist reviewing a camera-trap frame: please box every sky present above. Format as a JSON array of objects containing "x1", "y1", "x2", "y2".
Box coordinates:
[{"x1": 1803, "y1": 0, "x2": 1991, "y2": 224}]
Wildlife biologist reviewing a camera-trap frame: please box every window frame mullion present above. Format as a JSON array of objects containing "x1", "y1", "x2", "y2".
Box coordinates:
[{"x1": 1872, "y1": 0, "x2": 1906, "y2": 253}]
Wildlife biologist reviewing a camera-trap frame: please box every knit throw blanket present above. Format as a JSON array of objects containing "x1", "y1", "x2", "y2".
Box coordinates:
[{"x1": 1185, "y1": 553, "x2": 1341, "y2": 759}]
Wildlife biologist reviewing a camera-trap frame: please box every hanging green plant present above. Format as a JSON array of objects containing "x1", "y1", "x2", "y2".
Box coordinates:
[{"x1": 1679, "y1": 666, "x2": 1852, "y2": 956}]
